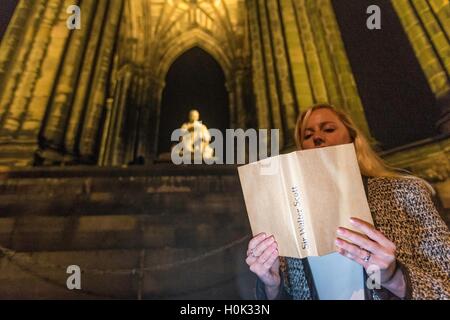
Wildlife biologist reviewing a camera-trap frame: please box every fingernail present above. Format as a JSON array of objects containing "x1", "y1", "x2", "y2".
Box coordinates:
[
  {"x1": 337, "y1": 228, "x2": 344, "y2": 235},
  {"x1": 335, "y1": 239, "x2": 342, "y2": 246},
  {"x1": 349, "y1": 218, "x2": 356, "y2": 224}
]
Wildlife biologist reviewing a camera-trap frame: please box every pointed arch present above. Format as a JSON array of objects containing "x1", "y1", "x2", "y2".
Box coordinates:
[{"x1": 156, "y1": 29, "x2": 233, "y2": 85}]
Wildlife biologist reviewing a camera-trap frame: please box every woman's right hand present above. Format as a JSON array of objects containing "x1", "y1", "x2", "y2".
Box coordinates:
[{"x1": 246, "y1": 233, "x2": 281, "y2": 298}]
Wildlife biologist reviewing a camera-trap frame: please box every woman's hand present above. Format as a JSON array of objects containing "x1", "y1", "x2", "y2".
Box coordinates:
[
  {"x1": 335, "y1": 217, "x2": 406, "y2": 297},
  {"x1": 246, "y1": 233, "x2": 281, "y2": 299}
]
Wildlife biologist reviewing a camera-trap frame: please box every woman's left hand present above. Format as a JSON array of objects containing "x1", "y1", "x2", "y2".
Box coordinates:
[{"x1": 335, "y1": 217, "x2": 398, "y2": 284}]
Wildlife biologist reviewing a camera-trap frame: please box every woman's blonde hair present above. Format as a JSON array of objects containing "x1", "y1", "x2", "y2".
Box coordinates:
[{"x1": 295, "y1": 104, "x2": 434, "y2": 193}]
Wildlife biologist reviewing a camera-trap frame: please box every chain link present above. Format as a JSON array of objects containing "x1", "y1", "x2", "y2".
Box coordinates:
[{"x1": 0, "y1": 234, "x2": 250, "y2": 275}]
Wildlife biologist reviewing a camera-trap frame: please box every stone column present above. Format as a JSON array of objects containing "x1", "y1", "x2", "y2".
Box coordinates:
[
  {"x1": 392, "y1": 0, "x2": 450, "y2": 133},
  {"x1": 278, "y1": 0, "x2": 314, "y2": 113},
  {"x1": 41, "y1": 0, "x2": 98, "y2": 153},
  {"x1": 21, "y1": 0, "x2": 77, "y2": 139},
  {"x1": 0, "y1": 0, "x2": 68, "y2": 166},
  {"x1": 247, "y1": 0, "x2": 271, "y2": 132},
  {"x1": 110, "y1": 69, "x2": 133, "y2": 166},
  {"x1": 0, "y1": 0, "x2": 39, "y2": 90},
  {"x1": 2, "y1": 0, "x2": 66, "y2": 135},
  {"x1": 64, "y1": 0, "x2": 110, "y2": 158},
  {"x1": 226, "y1": 78, "x2": 236, "y2": 129},
  {"x1": 292, "y1": 0, "x2": 329, "y2": 103},
  {"x1": 246, "y1": 0, "x2": 372, "y2": 148},
  {"x1": 315, "y1": 0, "x2": 372, "y2": 140},
  {"x1": 257, "y1": 0, "x2": 284, "y2": 147},
  {"x1": 234, "y1": 65, "x2": 250, "y2": 130},
  {"x1": 148, "y1": 77, "x2": 166, "y2": 163},
  {"x1": 79, "y1": 0, "x2": 125, "y2": 163},
  {"x1": 267, "y1": 0, "x2": 298, "y2": 148},
  {"x1": 305, "y1": 0, "x2": 344, "y2": 107},
  {"x1": 98, "y1": 65, "x2": 132, "y2": 167},
  {"x1": 410, "y1": 0, "x2": 450, "y2": 75},
  {"x1": 124, "y1": 73, "x2": 152, "y2": 165},
  {"x1": 134, "y1": 74, "x2": 153, "y2": 163},
  {"x1": 98, "y1": 98, "x2": 115, "y2": 166}
]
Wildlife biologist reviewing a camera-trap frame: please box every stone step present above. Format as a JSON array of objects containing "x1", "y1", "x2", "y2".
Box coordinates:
[
  {"x1": 0, "y1": 213, "x2": 251, "y2": 252},
  {"x1": 0, "y1": 167, "x2": 247, "y2": 217},
  {"x1": 0, "y1": 193, "x2": 246, "y2": 217},
  {"x1": 0, "y1": 165, "x2": 255, "y2": 299},
  {"x1": 0, "y1": 176, "x2": 242, "y2": 195}
]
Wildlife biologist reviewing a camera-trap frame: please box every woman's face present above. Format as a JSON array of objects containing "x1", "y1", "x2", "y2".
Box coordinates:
[{"x1": 301, "y1": 109, "x2": 352, "y2": 150}]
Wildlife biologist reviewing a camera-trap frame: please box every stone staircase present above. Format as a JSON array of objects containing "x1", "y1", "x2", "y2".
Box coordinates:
[{"x1": 0, "y1": 165, "x2": 255, "y2": 299}]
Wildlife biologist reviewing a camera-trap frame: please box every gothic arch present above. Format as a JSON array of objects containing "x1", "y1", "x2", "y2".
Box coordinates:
[{"x1": 156, "y1": 29, "x2": 233, "y2": 86}]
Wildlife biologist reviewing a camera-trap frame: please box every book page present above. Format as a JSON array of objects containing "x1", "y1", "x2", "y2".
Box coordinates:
[
  {"x1": 238, "y1": 143, "x2": 373, "y2": 259},
  {"x1": 238, "y1": 156, "x2": 301, "y2": 258},
  {"x1": 298, "y1": 143, "x2": 373, "y2": 256}
]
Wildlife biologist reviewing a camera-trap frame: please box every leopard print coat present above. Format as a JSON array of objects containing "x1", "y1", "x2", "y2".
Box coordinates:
[{"x1": 257, "y1": 176, "x2": 450, "y2": 300}]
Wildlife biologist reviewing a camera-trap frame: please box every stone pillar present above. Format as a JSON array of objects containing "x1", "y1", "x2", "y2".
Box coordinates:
[
  {"x1": 122, "y1": 71, "x2": 153, "y2": 165},
  {"x1": 41, "y1": 0, "x2": 98, "y2": 153},
  {"x1": 304, "y1": 0, "x2": 344, "y2": 107},
  {"x1": 278, "y1": 0, "x2": 314, "y2": 112},
  {"x1": 148, "y1": 77, "x2": 166, "y2": 163},
  {"x1": 79, "y1": 0, "x2": 125, "y2": 163},
  {"x1": 234, "y1": 66, "x2": 250, "y2": 130},
  {"x1": 246, "y1": 0, "x2": 372, "y2": 149},
  {"x1": 134, "y1": 74, "x2": 153, "y2": 163},
  {"x1": 410, "y1": 0, "x2": 450, "y2": 75},
  {"x1": 392, "y1": 0, "x2": 450, "y2": 134},
  {"x1": 98, "y1": 98, "x2": 115, "y2": 166},
  {"x1": 21, "y1": 0, "x2": 77, "y2": 139},
  {"x1": 98, "y1": 65, "x2": 132, "y2": 166},
  {"x1": 267, "y1": 0, "x2": 298, "y2": 148},
  {"x1": 247, "y1": 0, "x2": 271, "y2": 133},
  {"x1": 64, "y1": 0, "x2": 110, "y2": 158},
  {"x1": 0, "y1": 0, "x2": 68, "y2": 166},
  {"x1": 110, "y1": 69, "x2": 133, "y2": 166},
  {"x1": 256, "y1": 0, "x2": 285, "y2": 148},
  {"x1": 0, "y1": 0, "x2": 39, "y2": 89},
  {"x1": 315, "y1": 0, "x2": 372, "y2": 139},
  {"x1": 0, "y1": 0, "x2": 127, "y2": 166},
  {"x1": 226, "y1": 78, "x2": 236, "y2": 129},
  {"x1": 292, "y1": 0, "x2": 329, "y2": 103}
]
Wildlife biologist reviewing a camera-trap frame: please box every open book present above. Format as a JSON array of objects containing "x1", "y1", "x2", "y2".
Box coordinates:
[{"x1": 238, "y1": 143, "x2": 373, "y2": 259}]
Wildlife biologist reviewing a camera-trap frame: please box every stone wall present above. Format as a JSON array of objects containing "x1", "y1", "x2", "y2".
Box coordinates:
[{"x1": 0, "y1": 165, "x2": 255, "y2": 299}]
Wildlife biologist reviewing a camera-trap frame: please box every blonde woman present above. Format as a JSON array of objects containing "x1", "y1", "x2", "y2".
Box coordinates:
[{"x1": 246, "y1": 104, "x2": 450, "y2": 300}]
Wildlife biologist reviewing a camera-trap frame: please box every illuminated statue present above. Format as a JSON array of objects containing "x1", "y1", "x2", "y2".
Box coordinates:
[{"x1": 179, "y1": 109, "x2": 214, "y2": 160}]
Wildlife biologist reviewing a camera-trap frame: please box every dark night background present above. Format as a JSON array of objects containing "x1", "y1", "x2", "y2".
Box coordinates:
[
  {"x1": 332, "y1": 0, "x2": 439, "y2": 150},
  {"x1": 0, "y1": 0, "x2": 18, "y2": 40},
  {"x1": 0, "y1": 0, "x2": 441, "y2": 152}
]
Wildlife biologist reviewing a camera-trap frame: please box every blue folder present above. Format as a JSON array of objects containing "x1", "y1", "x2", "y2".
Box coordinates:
[{"x1": 307, "y1": 252, "x2": 365, "y2": 300}]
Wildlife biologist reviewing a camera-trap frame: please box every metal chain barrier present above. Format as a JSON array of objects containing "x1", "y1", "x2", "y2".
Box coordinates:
[{"x1": 0, "y1": 234, "x2": 251, "y2": 276}]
